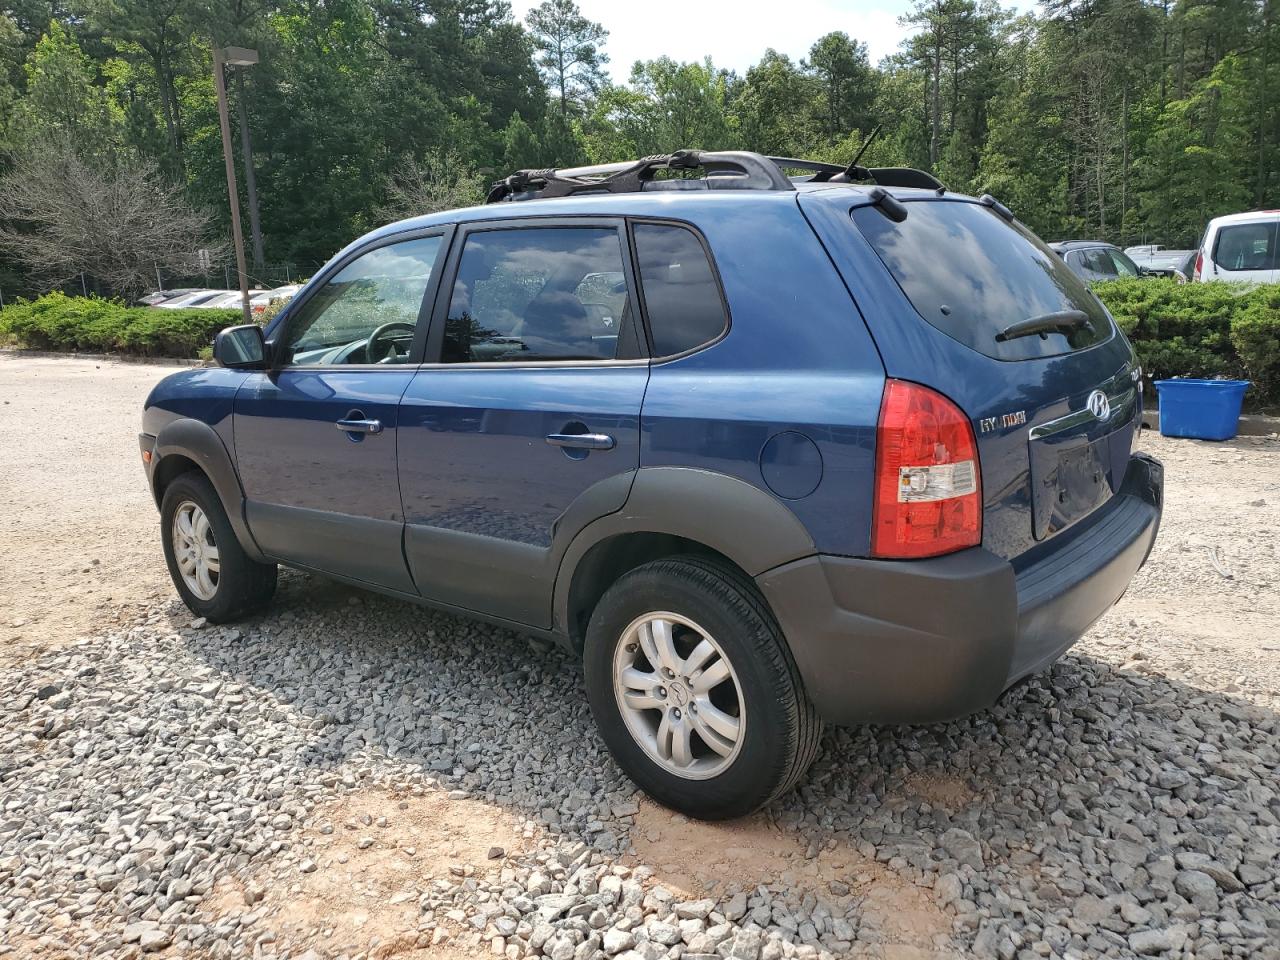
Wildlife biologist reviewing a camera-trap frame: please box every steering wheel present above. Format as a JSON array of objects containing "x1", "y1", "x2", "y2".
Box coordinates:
[{"x1": 365, "y1": 321, "x2": 416, "y2": 363}]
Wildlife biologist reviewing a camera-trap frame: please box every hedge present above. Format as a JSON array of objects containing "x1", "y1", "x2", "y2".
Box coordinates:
[
  {"x1": 1093, "y1": 279, "x2": 1280, "y2": 404},
  {"x1": 0, "y1": 292, "x2": 240, "y2": 358},
  {"x1": 2, "y1": 284, "x2": 1277, "y2": 402}
]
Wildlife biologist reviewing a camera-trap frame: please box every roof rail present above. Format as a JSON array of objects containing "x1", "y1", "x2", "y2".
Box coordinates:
[{"x1": 485, "y1": 150, "x2": 795, "y2": 203}]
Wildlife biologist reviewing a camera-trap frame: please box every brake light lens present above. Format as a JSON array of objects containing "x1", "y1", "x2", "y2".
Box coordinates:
[
  {"x1": 872, "y1": 380, "x2": 982, "y2": 558},
  {"x1": 1193, "y1": 252, "x2": 1203, "y2": 280}
]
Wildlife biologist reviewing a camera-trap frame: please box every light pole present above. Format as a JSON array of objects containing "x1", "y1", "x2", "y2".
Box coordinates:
[
  {"x1": 212, "y1": 45, "x2": 258, "y2": 325},
  {"x1": 235, "y1": 68, "x2": 265, "y2": 271}
]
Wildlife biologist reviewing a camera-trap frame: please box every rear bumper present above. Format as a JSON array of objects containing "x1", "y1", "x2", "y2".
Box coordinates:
[{"x1": 757, "y1": 453, "x2": 1163, "y2": 725}]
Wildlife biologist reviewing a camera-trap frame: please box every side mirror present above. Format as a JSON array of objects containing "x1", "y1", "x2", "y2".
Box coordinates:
[{"x1": 213, "y1": 324, "x2": 266, "y2": 368}]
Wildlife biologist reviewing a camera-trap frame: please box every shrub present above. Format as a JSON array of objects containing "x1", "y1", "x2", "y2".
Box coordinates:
[
  {"x1": 1094, "y1": 279, "x2": 1280, "y2": 403},
  {"x1": 1229, "y1": 286, "x2": 1280, "y2": 400},
  {"x1": 0, "y1": 292, "x2": 239, "y2": 357}
]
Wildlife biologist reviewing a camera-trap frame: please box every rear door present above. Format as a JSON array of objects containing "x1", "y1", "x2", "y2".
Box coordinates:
[
  {"x1": 233, "y1": 229, "x2": 449, "y2": 591},
  {"x1": 396, "y1": 218, "x2": 649, "y2": 627},
  {"x1": 1205, "y1": 217, "x2": 1280, "y2": 284},
  {"x1": 801, "y1": 193, "x2": 1141, "y2": 563}
]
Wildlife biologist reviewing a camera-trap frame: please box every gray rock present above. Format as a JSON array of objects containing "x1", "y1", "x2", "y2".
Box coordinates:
[
  {"x1": 1174, "y1": 870, "x2": 1218, "y2": 911},
  {"x1": 723, "y1": 892, "x2": 748, "y2": 922},
  {"x1": 676, "y1": 898, "x2": 715, "y2": 920},
  {"x1": 729, "y1": 928, "x2": 762, "y2": 960},
  {"x1": 603, "y1": 928, "x2": 635, "y2": 955},
  {"x1": 646, "y1": 921, "x2": 681, "y2": 946},
  {"x1": 940, "y1": 828, "x2": 984, "y2": 870},
  {"x1": 1174, "y1": 852, "x2": 1244, "y2": 893},
  {"x1": 1128, "y1": 929, "x2": 1173, "y2": 955}
]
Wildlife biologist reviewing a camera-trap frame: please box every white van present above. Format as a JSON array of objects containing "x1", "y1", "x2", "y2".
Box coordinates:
[{"x1": 1193, "y1": 210, "x2": 1280, "y2": 283}]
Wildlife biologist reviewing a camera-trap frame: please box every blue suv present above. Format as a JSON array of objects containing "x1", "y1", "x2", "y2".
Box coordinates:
[{"x1": 140, "y1": 151, "x2": 1163, "y2": 819}]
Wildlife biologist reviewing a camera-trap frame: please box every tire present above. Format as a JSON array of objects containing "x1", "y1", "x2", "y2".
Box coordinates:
[
  {"x1": 583, "y1": 556, "x2": 822, "y2": 820},
  {"x1": 160, "y1": 471, "x2": 276, "y2": 623}
]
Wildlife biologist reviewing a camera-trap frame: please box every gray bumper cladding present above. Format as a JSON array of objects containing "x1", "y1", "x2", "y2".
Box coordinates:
[{"x1": 757, "y1": 454, "x2": 1163, "y2": 726}]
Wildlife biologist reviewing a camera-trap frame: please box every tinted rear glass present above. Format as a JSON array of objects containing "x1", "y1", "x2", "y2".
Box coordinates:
[
  {"x1": 633, "y1": 223, "x2": 728, "y2": 356},
  {"x1": 852, "y1": 200, "x2": 1112, "y2": 360}
]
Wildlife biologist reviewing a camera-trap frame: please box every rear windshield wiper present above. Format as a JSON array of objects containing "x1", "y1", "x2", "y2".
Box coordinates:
[{"x1": 995, "y1": 310, "x2": 1092, "y2": 342}]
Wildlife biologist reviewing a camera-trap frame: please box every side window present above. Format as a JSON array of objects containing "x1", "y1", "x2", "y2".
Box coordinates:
[
  {"x1": 443, "y1": 227, "x2": 633, "y2": 363},
  {"x1": 1214, "y1": 223, "x2": 1279, "y2": 271},
  {"x1": 283, "y1": 235, "x2": 441, "y2": 366},
  {"x1": 633, "y1": 223, "x2": 728, "y2": 356},
  {"x1": 1107, "y1": 250, "x2": 1139, "y2": 277}
]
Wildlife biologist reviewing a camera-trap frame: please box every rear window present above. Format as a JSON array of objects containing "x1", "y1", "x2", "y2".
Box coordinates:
[
  {"x1": 1213, "y1": 221, "x2": 1279, "y2": 271},
  {"x1": 852, "y1": 200, "x2": 1113, "y2": 360}
]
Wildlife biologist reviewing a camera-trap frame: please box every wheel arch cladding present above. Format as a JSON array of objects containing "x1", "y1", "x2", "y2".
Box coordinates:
[
  {"x1": 152, "y1": 418, "x2": 266, "y2": 562},
  {"x1": 554, "y1": 466, "x2": 816, "y2": 647}
]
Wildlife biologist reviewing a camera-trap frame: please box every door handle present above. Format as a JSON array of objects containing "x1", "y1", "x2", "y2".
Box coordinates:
[
  {"x1": 335, "y1": 418, "x2": 383, "y2": 435},
  {"x1": 545, "y1": 432, "x2": 615, "y2": 451}
]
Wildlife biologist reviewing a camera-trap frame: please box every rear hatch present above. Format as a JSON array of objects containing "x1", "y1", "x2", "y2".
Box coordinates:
[{"x1": 800, "y1": 191, "x2": 1141, "y2": 562}]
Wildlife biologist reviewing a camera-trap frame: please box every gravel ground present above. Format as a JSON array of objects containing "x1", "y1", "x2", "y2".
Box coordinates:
[{"x1": 1, "y1": 356, "x2": 1278, "y2": 960}]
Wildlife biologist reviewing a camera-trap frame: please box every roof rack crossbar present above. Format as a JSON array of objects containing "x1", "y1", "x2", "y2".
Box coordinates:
[{"x1": 485, "y1": 150, "x2": 795, "y2": 203}]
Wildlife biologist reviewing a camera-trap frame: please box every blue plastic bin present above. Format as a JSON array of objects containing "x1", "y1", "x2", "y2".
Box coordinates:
[{"x1": 1153, "y1": 378, "x2": 1249, "y2": 441}]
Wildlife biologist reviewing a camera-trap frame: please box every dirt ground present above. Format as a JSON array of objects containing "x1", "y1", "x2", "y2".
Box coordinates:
[
  {"x1": 1, "y1": 353, "x2": 1278, "y2": 959},
  {"x1": 0, "y1": 355, "x2": 184, "y2": 666}
]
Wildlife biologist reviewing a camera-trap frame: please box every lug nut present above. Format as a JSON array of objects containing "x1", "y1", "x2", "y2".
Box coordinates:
[
  {"x1": 657, "y1": 687, "x2": 666, "y2": 699},
  {"x1": 672, "y1": 708, "x2": 682, "y2": 719}
]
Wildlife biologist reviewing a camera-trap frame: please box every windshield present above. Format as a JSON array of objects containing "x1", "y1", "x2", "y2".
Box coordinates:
[{"x1": 852, "y1": 200, "x2": 1113, "y2": 361}]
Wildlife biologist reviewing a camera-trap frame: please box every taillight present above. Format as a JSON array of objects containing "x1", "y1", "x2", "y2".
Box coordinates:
[
  {"x1": 871, "y1": 380, "x2": 982, "y2": 558},
  {"x1": 1193, "y1": 252, "x2": 1203, "y2": 280}
]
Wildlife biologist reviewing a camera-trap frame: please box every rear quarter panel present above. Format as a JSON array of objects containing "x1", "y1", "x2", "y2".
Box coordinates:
[{"x1": 639, "y1": 196, "x2": 885, "y2": 558}]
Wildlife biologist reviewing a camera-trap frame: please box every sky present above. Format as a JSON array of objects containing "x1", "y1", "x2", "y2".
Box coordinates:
[{"x1": 507, "y1": 0, "x2": 1015, "y2": 79}]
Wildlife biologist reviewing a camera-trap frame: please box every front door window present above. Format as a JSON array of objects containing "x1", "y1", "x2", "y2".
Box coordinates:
[{"x1": 282, "y1": 235, "x2": 442, "y2": 365}]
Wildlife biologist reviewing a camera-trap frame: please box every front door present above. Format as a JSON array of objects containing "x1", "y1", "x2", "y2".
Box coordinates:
[
  {"x1": 234, "y1": 230, "x2": 449, "y2": 592},
  {"x1": 397, "y1": 220, "x2": 649, "y2": 626}
]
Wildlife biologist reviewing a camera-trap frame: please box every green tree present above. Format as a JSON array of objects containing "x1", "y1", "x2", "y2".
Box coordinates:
[
  {"x1": 732, "y1": 50, "x2": 819, "y2": 156},
  {"x1": 15, "y1": 21, "x2": 119, "y2": 153},
  {"x1": 804, "y1": 32, "x2": 877, "y2": 141},
  {"x1": 525, "y1": 0, "x2": 607, "y2": 121}
]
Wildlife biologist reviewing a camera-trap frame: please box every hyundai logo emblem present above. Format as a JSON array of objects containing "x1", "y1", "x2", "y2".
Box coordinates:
[{"x1": 1087, "y1": 389, "x2": 1110, "y2": 421}]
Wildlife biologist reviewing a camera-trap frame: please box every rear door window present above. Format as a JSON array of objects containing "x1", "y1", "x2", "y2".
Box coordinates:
[
  {"x1": 852, "y1": 200, "x2": 1112, "y2": 360},
  {"x1": 441, "y1": 227, "x2": 637, "y2": 363}
]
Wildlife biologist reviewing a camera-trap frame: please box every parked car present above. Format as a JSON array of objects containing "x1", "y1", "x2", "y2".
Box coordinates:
[
  {"x1": 140, "y1": 150, "x2": 1163, "y2": 819},
  {"x1": 199, "y1": 290, "x2": 269, "y2": 310},
  {"x1": 1171, "y1": 249, "x2": 1198, "y2": 283},
  {"x1": 1124, "y1": 244, "x2": 1164, "y2": 258},
  {"x1": 138, "y1": 288, "x2": 200, "y2": 306},
  {"x1": 1049, "y1": 241, "x2": 1147, "y2": 283},
  {"x1": 1191, "y1": 210, "x2": 1280, "y2": 283},
  {"x1": 1125, "y1": 245, "x2": 1194, "y2": 276},
  {"x1": 153, "y1": 289, "x2": 235, "y2": 309},
  {"x1": 248, "y1": 285, "x2": 301, "y2": 316}
]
